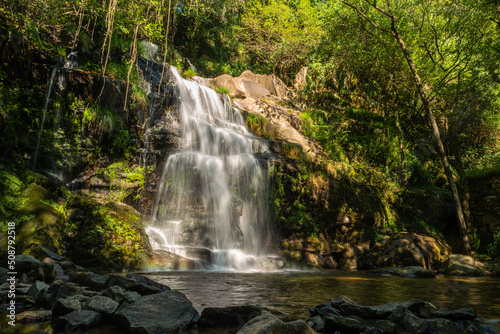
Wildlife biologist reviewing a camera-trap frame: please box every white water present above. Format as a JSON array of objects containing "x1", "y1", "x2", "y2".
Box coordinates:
[{"x1": 148, "y1": 67, "x2": 273, "y2": 270}]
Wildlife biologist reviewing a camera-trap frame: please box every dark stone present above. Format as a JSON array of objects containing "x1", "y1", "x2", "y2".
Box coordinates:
[
  {"x1": 0, "y1": 267, "x2": 8, "y2": 282},
  {"x1": 57, "y1": 309, "x2": 103, "y2": 330},
  {"x1": 87, "y1": 295, "x2": 119, "y2": 317},
  {"x1": 309, "y1": 303, "x2": 342, "y2": 317},
  {"x1": 52, "y1": 295, "x2": 89, "y2": 316},
  {"x1": 199, "y1": 305, "x2": 263, "y2": 327},
  {"x1": 126, "y1": 283, "x2": 163, "y2": 296},
  {"x1": 16, "y1": 309, "x2": 52, "y2": 323},
  {"x1": 331, "y1": 295, "x2": 377, "y2": 318},
  {"x1": 101, "y1": 285, "x2": 126, "y2": 303},
  {"x1": 70, "y1": 271, "x2": 107, "y2": 291},
  {"x1": 105, "y1": 274, "x2": 134, "y2": 289},
  {"x1": 466, "y1": 322, "x2": 496, "y2": 334},
  {"x1": 123, "y1": 290, "x2": 141, "y2": 304},
  {"x1": 41, "y1": 281, "x2": 84, "y2": 309},
  {"x1": 27, "y1": 280, "x2": 49, "y2": 302},
  {"x1": 236, "y1": 314, "x2": 316, "y2": 334},
  {"x1": 125, "y1": 273, "x2": 170, "y2": 291},
  {"x1": 388, "y1": 305, "x2": 465, "y2": 334},
  {"x1": 15, "y1": 255, "x2": 56, "y2": 283},
  {"x1": 432, "y1": 307, "x2": 476, "y2": 321},
  {"x1": 306, "y1": 315, "x2": 325, "y2": 332},
  {"x1": 27, "y1": 268, "x2": 45, "y2": 283},
  {"x1": 113, "y1": 290, "x2": 199, "y2": 334},
  {"x1": 323, "y1": 314, "x2": 397, "y2": 334}
]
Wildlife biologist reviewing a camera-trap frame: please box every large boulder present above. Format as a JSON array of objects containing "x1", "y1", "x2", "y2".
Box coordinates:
[
  {"x1": 199, "y1": 305, "x2": 263, "y2": 328},
  {"x1": 113, "y1": 290, "x2": 199, "y2": 334},
  {"x1": 388, "y1": 305, "x2": 465, "y2": 334},
  {"x1": 15, "y1": 255, "x2": 56, "y2": 283},
  {"x1": 236, "y1": 314, "x2": 316, "y2": 334},
  {"x1": 438, "y1": 254, "x2": 489, "y2": 276},
  {"x1": 56, "y1": 309, "x2": 103, "y2": 330}
]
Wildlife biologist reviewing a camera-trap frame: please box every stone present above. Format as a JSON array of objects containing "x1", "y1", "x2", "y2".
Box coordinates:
[
  {"x1": 439, "y1": 254, "x2": 489, "y2": 276},
  {"x1": 236, "y1": 314, "x2": 316, "y2": 334},
  {"x1": 27, "y1": 268, "x2": 45, "y2": 282},
  {"x1": 113, "y1": 290, "x2": 199, "y2": 334},
  {"x1": 87, "y1": 295, "x2": 119, "y2": 317},
  {"x1": 41, "y1": 281, "x2": 84, "y2": 309},
  {"x1": 255, "y1": 256, "x2": 286, "y2": 270},
  {"x1": 432, "y1": 307, "x2": 476, "y2": 321},
  {"x1": 369, "y1": 299, "x2": 436, "y2": 319},
  {"x1": 70, "y1": 271, "x2": 107, "y2": 290},
  {"x1": 309, "y1": 303, "x2": 342, "y2": 317},
  {"x1": 16, "y1": 309, "x2": 52, "y2": 323},
  {"x1": 51, "y1": 262, "x2": 69, "y2": 281},
  {"x1": 15, "y1": 255, "x2": 56, "y2": 283},
  {"x1": 123, "y1": 290, "x2": 141, "y2": 304},
  {"x1": 57, "y1": 310, "x2": 103, "y2": 330},
  {"x1": 369, "y1": 266, "x2": 436, "y2": 278},
  {"x1": 52, "y1": 295, "x2": 89, "y2": 316},
  {"x1": 199, "y1": 305, "x2": 263, "y2": 327},
  {"x1": 125, "y1": 273, "x2": 170, "y2": 291},
  {"x1": 126, "y1": 283, "x2": 163, "y2": 296},
  {"x1": 0, "y1": 267, "x2": 8, "y2": 282},
  {"x1": 105, "y1": 274, "x2": 134, "y2": 289},
  {"x1": 466, "y1": 322, "x2": 496, "y2": 334},
  {"x1": 306, "y1": 315, "x2": 325, "y2": 332},
  {"x1": 27, "y1": 280, "x2": 49, "y2": 302},
  {"x1": 101, "y1": 285, "x2": 126, "y2": 303},
  {"x1": 389, "y1": 305, "x2": 465, "y2": 334},
  {"x1": 323, "y1": 314, "x2": 398, "y2": 334},
  {"x1": 331, "y1": 295, "x2": 377, "y2": 318}
]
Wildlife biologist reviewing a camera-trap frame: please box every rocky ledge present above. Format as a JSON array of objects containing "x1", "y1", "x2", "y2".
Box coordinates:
[{"x1": 1, "y1": 254, "x2": 496, "y2": 334}]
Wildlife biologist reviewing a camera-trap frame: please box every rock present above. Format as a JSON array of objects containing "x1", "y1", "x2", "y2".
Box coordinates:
[
  {"x1": 0, "y1": 267, "x2": 8, "y2": 282},
  {"x1": 59, "y1": 260, "x2": 86, "y2": 272},
  {"x1": 432, "y1": 307, "x2": 476, "y2": 321},
  {"x1": 294, "y1": 67, "x2": 308, "y2": 92},
  {"x1": 370, "y1": 299, "x2": 436, "y2": 319},
  {"x1": 389, "y1": 305, "x2": 465, "y2": 334},
  {"x1": 105, "y1": 274, "x2": 134, "y2": 289},
  {"x1": 306, "y1": 315, "x2": 325, "y2": 332},
  {"x1": 16, "y1": 309, "x2": 52, "y2": 323},
  {"x1": 466, "y1": 322, "x2": 496, "y2": 334},
  {"x1": 308, "y1": 303, "x2": 342, "y2": 317},
  {"x1": 101, "y1": 285, "x2": 126, "y2": 303},
  {"x1": 57, "y1": 309, "x2": 103, "y2": 330},
  {"x1": 113, "y1": 290, "x2": 199, "y2": 334},
  {"x1": 41, "y1": 281, "x2": 84, "y2": 309},
  {"x1": 439, "y1": 254, "x2": 489, "y2": 276},
  {"x1": 15, "y1": 255, "x2": 56, "y2": 283},
  {"x1": 126, "y1": 283, "x2": 163, "y2": 296},
  {"x1": 27, "y1": 268, "x2": 45, "y2": 282},
  {"x1": 70, "y1": 271, "x2": 107, "y2": 290},
  {"x1": 323, "y1": 314, "x2": 398, "y2": 334},
  {"x1": 123, "y1": 290, "x2": 141, "y2": 303},
  {"x1": 369, "y1": 266, "x2": 437, "y2": 278},
  {"x1": 51, "y1": 262, "x2": 68, "y2": 281},
  {"x1": 125, "y1": 273, "x2": 170, "y2": 291},
  {"x1": 331, "y1": 295, "x2": 377, "y2": 318},
  {"x1": 255, "y1": 256, "x2": 286, "y2": 270},
  {"x1": 52, "y1": 295, "x2": 89, "y2": 316},
  {"x1": 87, "y1": 295, "x2": 119, "y2": 317},
  {"x1": 236, "y1": 314, "x2": 316, "y2": 334},
  {"x1": 199, "y1": 305, "x2": 263, "y2": 327},
  {"x1": 27, "y1": 280, "x2": 49, "y2": 302}
]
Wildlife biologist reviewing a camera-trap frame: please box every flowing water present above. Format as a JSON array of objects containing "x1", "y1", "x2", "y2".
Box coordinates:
[{"x1": 147, "y1": 67, "x2": 273, "y2": 270}]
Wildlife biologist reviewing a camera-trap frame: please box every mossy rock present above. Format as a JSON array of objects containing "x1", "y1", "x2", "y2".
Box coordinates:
[
  {"x1": 0, "y1": 182, "x2": 67, "y2": 260},
  {"x1": 67, "y1": 196, "x2": 153, "y2": 271}
]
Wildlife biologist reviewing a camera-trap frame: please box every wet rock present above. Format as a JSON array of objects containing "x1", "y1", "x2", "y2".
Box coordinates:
[
  {"x1": 87, "y1": 295, "x2": 119, "y2": 317},
  {"x1": 52, "y1": 295, "x2": 89, "y2": 316},
  {"x1": 306, "y1": 315, "x2": 325, "y2": 332},
  {"x1": 236, "y1": 314, "x2": 316, "y2": 334},
  {"x1": 57, "y1": 309, "x2": 103, "y2": 330},
  {"x1": 256, "y1": 256, "x2": 286, "y2": 270},
  {"x1": 432, "y1": 307, "x2": 476, "y2": 321},
  {"x1": 126, "y1": 283, "x2": 163, "y2": 296},
  {"x1": 439, "y1": 254, "x2": 489, "y2": 276},
  {"x1": 199, "y1": 305, "x2": 263, "y2": 327},
  {"x1": 331, "y1": 295, "x2": 377, "y2": 318},
  {"x1": 27, "y1": 280, "x2": 49, "y2": 302},
  {"x1": 15, "y1": 255, "x2": 56, "y2": 283},
  {"x1": 125, "y1": 273, "x2": 170, "y2": 291},
  {"x1": 105, "y1": 274, "x2": 134, "y2": 289},
  {"x1": 308, "y1": 303, "x2": 341, "y2": 317},
  {"x1": 323, "y1": 314, "x2": 397, "y2": 334},
  {"x1": 28, "y1": 268, "x2": 45, "y2": 282},
  {"x1": 51, "y1": 262, "x2": 68, "y2": 281},
  {"x1": 466, "y1": 322, "x2": 496, "y2": 334},
  {"x1": 370, "y1": 299, "x2": 436, "y2": 319},
  {"x1": 70, "y1": 271, "x2": 107, "y2": 290},
  {"x1": 388, "y1": 304, "x2": 464, "y2": 334},
  {"x1": 16, "y1": 309, "x2": 52, "y2": 323},
  {"x1": 113, "y1": 290, "x2": 199, "y2": 334},
  {"x1": 101, "y1": 285, "x2": 126, "y2": 303},
  {"x1": 123, "y1": 290, "x2": 141, "y2": 304}
]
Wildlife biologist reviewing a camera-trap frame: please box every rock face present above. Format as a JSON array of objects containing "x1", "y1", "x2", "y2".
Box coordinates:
[
  {"x1": 113, "y1": 290, "x2": 199, "y2": 334},
  {"x1": 237, "y1": 314, "x2": 316, "y2": 334},
  {"x1": 438, "y1": 254, "x2": 489, "y2": 276}
]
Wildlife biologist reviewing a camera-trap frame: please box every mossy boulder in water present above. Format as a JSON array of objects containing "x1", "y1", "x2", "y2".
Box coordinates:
[{"x1": 66, "y1": 197, "x2": 153, "y2": 271}]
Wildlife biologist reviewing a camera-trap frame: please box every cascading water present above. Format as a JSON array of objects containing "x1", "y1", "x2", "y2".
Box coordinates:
[{"x1": 147, "y1": 67, "x2": 276, "y2": 270}]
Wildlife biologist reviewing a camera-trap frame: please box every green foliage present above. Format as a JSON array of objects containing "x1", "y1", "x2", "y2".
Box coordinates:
[
  {"x1": 246, "y1": 113, "x2": 278, "y2": 141},
  {"x1": 487, "y1": 228, "x2": 500, "y2": 258},
  {"x1": 0, "y1": 170, "x2": 26, "y2": 232},
  {"x1": 182, "y1": 68, "x2": 197, "y2": 79},
  {"x1": 215, "y1": 86, "x2": 230, "y2": 95}
]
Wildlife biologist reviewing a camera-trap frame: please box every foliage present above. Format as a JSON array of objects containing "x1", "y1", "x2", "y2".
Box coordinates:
[
  {"x1": 182, "y1": 68, "x2": 197, "y2": 79},
  {"x1": 487, "y1": 228, "x2": 500, "y2": 259},
  {"x1": 215, "y1": 86, "x2": 230, "y2": 95}
]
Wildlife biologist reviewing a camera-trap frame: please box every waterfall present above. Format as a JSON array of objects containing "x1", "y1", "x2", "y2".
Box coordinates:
[{"x1": 147, "y1": 67, "x2": 275, "y2": 270}]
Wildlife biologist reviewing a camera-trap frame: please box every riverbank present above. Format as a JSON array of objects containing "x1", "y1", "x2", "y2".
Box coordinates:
[{"x1": 1, "y1": 254, "x2": 499, "y2": 333}]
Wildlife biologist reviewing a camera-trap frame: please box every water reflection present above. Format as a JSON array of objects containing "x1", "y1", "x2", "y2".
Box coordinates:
[{"x1": 145, "y1": 270, "x2": 500, "y2": 321}]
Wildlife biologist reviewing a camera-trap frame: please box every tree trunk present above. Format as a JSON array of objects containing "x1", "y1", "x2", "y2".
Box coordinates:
[{"x1": 390, "y1": 29, "x2": 472, "y2": 255}]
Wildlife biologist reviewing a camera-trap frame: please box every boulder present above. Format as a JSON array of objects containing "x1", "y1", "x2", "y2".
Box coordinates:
[
  {"x1": 466, "y1": 322, "x2": 496, "y2": 334},
  {"x1": 113, "y1": 290, "x2": 199, "y2": 334},
  {"x1": 15, "y1": 255, "x2": 56, "y2": 283},
  {"x1": 87, "y1": 295, "x2": 119, "y2": 317},
  {"x1": 439, "y1": 254, "x2": 489, "y2": 276},
  {"x1": 101, "y1": 285, "x2": 126, "y2": 303},
  {"x1": 370, "y1": 299, "x2": 436, "y2": 319},
  {"x1": 199, "y1": 305, "x2": 263, "y2": 328},
  {"x1": 16, "y1": 309, "x2": 52, "y2": 323},
  {"x1": 306, "y1": 315, "x2": 325, "y2": 332},
  {"x1": 388, "y1": 305, "x2": 465, "y2": 334},
  {"x1": 330, "y1": 295, "x2": 377, "y2": 318},
  {"x1": 0, "y1": 267, "x2": 8, "y2": 282},
  {"x1": 123, "y1": 290, "x2": 141, "y2": 304},
  {"x1": 125, "y1": 273, "x2": 170, "y2": 291},
  {"x1": 432, "y1": 307, "x2": 476, "y2": 321},
  {"x1": 70, "y1": 271, "x2": 107, "y2": 291},
  {"x1": 27, "y1": 280, "x2": 49, "y2": 302},
  {"x1": 57, "y1": 309, "x2": 103, "y2": 330},
  {"x1": 52, "y1": 295, "x2": 89, "y2": 316},
  {"x1": 41, "y1": 281, "x2": 84, "y2": 309},
  {"x1": 126, "y1": 283, "x2": 163, "y2": 296},
  {"x1": 105, "y1": 274, "x2": 134, "y2": 289},
  {"x1": 236, "y1": 314, "x2": 316, "y2": 334},
  {"x1": 255, "y1": 256, "x2": 286, "y2": 271},
  {"x1": 309, "y1": 303, "x2": 342, "y2": 317},
  {"x1": 323, "y1": 314, "x2": 397, "y2": 334}
]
